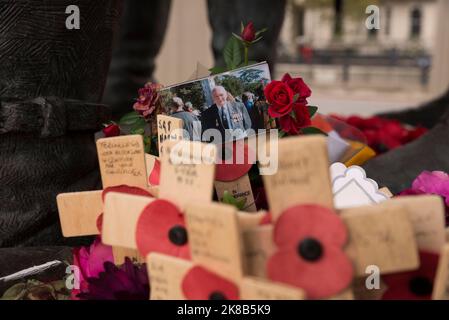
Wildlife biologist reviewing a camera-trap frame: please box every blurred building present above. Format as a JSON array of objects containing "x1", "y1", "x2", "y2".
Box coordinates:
[{"x1": 281, "y1": 0, "x2": 437, "y2": 57}]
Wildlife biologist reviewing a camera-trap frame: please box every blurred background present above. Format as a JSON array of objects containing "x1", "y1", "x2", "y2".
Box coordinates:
[{"x1": 153, "y1": 0, "x2": 449, "y2": 116}]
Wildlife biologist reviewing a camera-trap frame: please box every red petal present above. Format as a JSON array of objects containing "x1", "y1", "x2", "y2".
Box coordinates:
[
  {"x1": 273, "y1": 205, "x2": 347, "y2": 248},
  {"x1": 135, "y1": 199, "x2": 190, "y2": 259},
  {"x1": 215, "y1": 142, "x2": 254, "y2": 182},
  {"x1": 182, "y1": 266, "x2": 239, "y2": 300},
  {"x1": 267, "y1": 245, "x2": 353, "y2": 299},
  {"x1": 148, "y1": 159, "x2": 161, "y2": 186},
  {"x1": 102, "y1": 185, "x2": 153, "y2": 202},
  {"x1": 96, "y1": 213, "x2": 103, "y2": 233}
]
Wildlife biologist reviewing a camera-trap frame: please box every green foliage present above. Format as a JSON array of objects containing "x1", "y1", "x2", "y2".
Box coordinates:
[
  {"x1": 301, "y1": 126, "x2": 328, "y2": 136},
  {"x1": 223, "y1": 37, "x2": 244, "y2": 70},
  {"x1": 215, "y1": 75, "x2": 244, "y2": 98},
  {"x1": 308, "y1": 105, "x2": 318, "y2": 118},
  {"x1": 222, "y1": 190, "x2": 247, "y2": 210}
]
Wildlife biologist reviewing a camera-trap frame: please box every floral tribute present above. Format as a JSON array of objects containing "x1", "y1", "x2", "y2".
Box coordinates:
[{"x1": 332, "y1": 115, "x2": 427, "y2": 154}]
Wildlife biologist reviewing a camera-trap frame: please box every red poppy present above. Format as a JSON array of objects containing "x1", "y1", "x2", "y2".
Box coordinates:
[
  {"x1": 135, "y1": 199, "x2": 190, "y2": 260},
  {"x1": 148, "y1": 159, "x2": 161, "y2": 186},
  {"x1": 382, "y1": 251, "x2": 439, "y2": 300},
  {"x1": 215, "y1": 142, "x2": 254, "y2": 182},
  {"x1": 267, "y1": 204, "x2": 353, "y2": 299},
  {"x1": 182, "y1": 266, "x2": 239, "y2": 300},
  {"x1": 96, "y1": 185, "x2": 154, "y2": 233}
]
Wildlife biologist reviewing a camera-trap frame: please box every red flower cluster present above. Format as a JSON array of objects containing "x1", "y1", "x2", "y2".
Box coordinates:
[
  {"x1": 264, "y1": 73, "x2": 312, "y2": 134},
  {"x1": 332, "y1": 115, "x2": 428, "y2": 154},
  {"x1": 133, "y1": 82, "x2": 162, "y2": 118},
  {"x1": 266, "y1": 204, "x2": 353, "y2": 299}
]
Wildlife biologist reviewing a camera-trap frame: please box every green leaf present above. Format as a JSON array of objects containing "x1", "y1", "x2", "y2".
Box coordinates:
[
  {"x1": 0, "y1": 283, "x2": 27, "y2": 300},
  {"x1": 293, "y1": 93, "x2": 300, "y2": 103},
  {"x1": 250, "y1": 36, "x2": 264, "y2": 44},
  {"x1": 308, "y1": 106, "x2": 319, "y2": 118},
  {"x1": 119, "y1": 111, "x2": 141, "y2": 127},
  {"x1": 278, "y1": 130, "x2": 287, "y2": 138},
  {"x1": 289, "y1": 110, "x2": 297, "y2": 120},
  {"x1": 131, "y1": 128, "x2": 145, "y2": 136},
  {"x1": 241, "y1": 22, "x2": 245, "y2": 33},
  {"x1": 222, "y1": 191, "x2": 247, "y2": 210},
  {"x1": 255, "y1": 28, "x2": 268, "y2": 37},
  {"x1": 209, "y1": 66, "x2": 227, "y2": 75},
  {"x1": 301, "y1": 126, "x2": 328, "y2": 136},
  {"x1": 224, "y1": 36, "x2": 243, "y2": 70}
]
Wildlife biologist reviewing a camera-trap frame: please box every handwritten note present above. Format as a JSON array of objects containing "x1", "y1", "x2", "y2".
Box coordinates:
[
  {"x1": 262, "y1": 136, "x2": 333, "y2": 221},
  {"x1": 240, "y1": 277, "x2": 305, "y2": 300},
  {"x1": 157, "y1": 115, "x2": 183, "y2": 156},
  {"x1": 185, "y1": 203, "x2": 243, "y2": 282},
  {"x1": 215, "y1": 174, "x2": 257, "y2": 212},
  {"x1": 147, "y1": 253, "x2": 192, "y2": 300},
  {"x1": 159, "y1": 140, "x2": 216, "y2": 210},
  {"x1": 341, "y1": 202, "x2": 419, "y2": 276},
  {"x1": 96, "y1": 135, "x2": 148, "y2": 189},
  {"x1": 390, "y1": 196, "x2": 446, "y2": 253}
]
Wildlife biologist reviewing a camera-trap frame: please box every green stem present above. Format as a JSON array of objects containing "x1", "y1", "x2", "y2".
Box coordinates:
[{"x1": 244, "y1": 45, "x2": 249, "y2": 66}]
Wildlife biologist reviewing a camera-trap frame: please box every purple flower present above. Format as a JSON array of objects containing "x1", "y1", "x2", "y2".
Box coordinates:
[{"x1": 77, "y1": 258, "x2": 149, "y2": 300}]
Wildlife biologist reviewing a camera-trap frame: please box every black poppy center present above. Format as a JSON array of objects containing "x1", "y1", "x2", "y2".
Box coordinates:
[
  {"x1": 209, "y1": 291, "x2": 227, "y2": 300},
  {"x1": 408, "y1": 276, "x2": 433, "y2": 296},
  {"x1": 297, "y1": 237, "x2": 323, "y2": 262},
  {"x1": 168, "y1": 225, "x2": 188, "y2": 246}
]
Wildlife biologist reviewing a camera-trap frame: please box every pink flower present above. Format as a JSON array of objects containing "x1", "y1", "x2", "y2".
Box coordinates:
[
  {"x1": 400, "y1": 171, "x2": 449, "y2": 225},
  {"x1": 71, "y1": 237, "x2": 114, "y2": 299},
  {"x1": 133, "y1": 82, "x2": 163, "y2": 118}
]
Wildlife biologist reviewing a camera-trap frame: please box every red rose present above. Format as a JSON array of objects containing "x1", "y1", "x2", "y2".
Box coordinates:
[
  {"x1": 279, "y1": 103, "x2": 312, "y2": 134},
  {"x1": 281, "y1": 73, "x2": 311, "y2": 105},
  {"x1": 241, "y1": 21, "x2": 256, "y2": 42},
  {"x1": 264, "y1": 81, "x2": 295, "y2": 118},
  {"x1": 102, "y1": 124, "x2": 120, "y2": 137}
]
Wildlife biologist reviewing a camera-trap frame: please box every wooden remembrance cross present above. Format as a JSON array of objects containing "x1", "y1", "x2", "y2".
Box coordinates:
[{"x1": 56, "y1": 134, "x2": 159, "y2": 263}]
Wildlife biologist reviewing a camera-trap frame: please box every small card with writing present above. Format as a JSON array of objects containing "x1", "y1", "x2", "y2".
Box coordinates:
[
  {"x1": 159, "y1": 140, "x2": 216, "y2": 210},
  {"x1": 96, "y1": 135, "x2": 148, "y2": 190},
  {"x1": 214, "y1": 174, "x2": 257, "y2": 212},
  {"x1": 157, "y1": 115, "x2": 183, "y2": 156},
  {"x1": 185, "y1": 202, "x2": 244, "y2": 282},
  {"x1": 262, "y1": 136, "x2": 334, "y2": 221},
  {"x1": 389, "y1": 196, "x2": 446, "y2": 254},
  {"x1": 341, "y1": 202, "x2": 419, "y2": 276}
]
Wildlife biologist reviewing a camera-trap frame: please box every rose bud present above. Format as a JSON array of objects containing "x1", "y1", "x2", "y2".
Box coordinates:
[
  {"x1": 103, "y1": 124, "x2": 120, "y2": 137},
  {"x1": 241, "y1": 21, "x2": 256, "y2": 42}
]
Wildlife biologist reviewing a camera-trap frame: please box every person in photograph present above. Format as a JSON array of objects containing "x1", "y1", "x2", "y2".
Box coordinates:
[
  {"x1": 242, "y1": 91, "x2": 264, "y2": 130},
  {"x1": 185, "y1": 101, "x2": 201, "y2": 118},
  {"x1": 201, "y1": 86, "x2": 252, "y2": 142},
  {"x1": 169, "y1": 97, "x2": 201, "y2": 140}
]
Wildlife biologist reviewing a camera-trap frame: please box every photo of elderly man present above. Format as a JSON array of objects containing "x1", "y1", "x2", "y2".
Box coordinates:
[{"x1": 201, "y1": 86, "x2": 252, "y2": 142}]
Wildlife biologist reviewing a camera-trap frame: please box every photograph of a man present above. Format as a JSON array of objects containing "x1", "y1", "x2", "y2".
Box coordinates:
[{"x1": 201, "y1": 86, "x2": 252, "y2": 142}]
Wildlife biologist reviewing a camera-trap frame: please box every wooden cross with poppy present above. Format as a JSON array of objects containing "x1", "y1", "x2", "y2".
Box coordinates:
[
  {"x1": 145, "y1": 201, "x2": 306, "y2": 300},
  {"x1": 242, "y1": 135, "x2": 448, "y2": 300},
  {"x1": 101, "y1": 140, "x2": 218, "y2": 260},
  {"x1": 56, "y1": 134, "x2": 159, "y2": 264}
]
